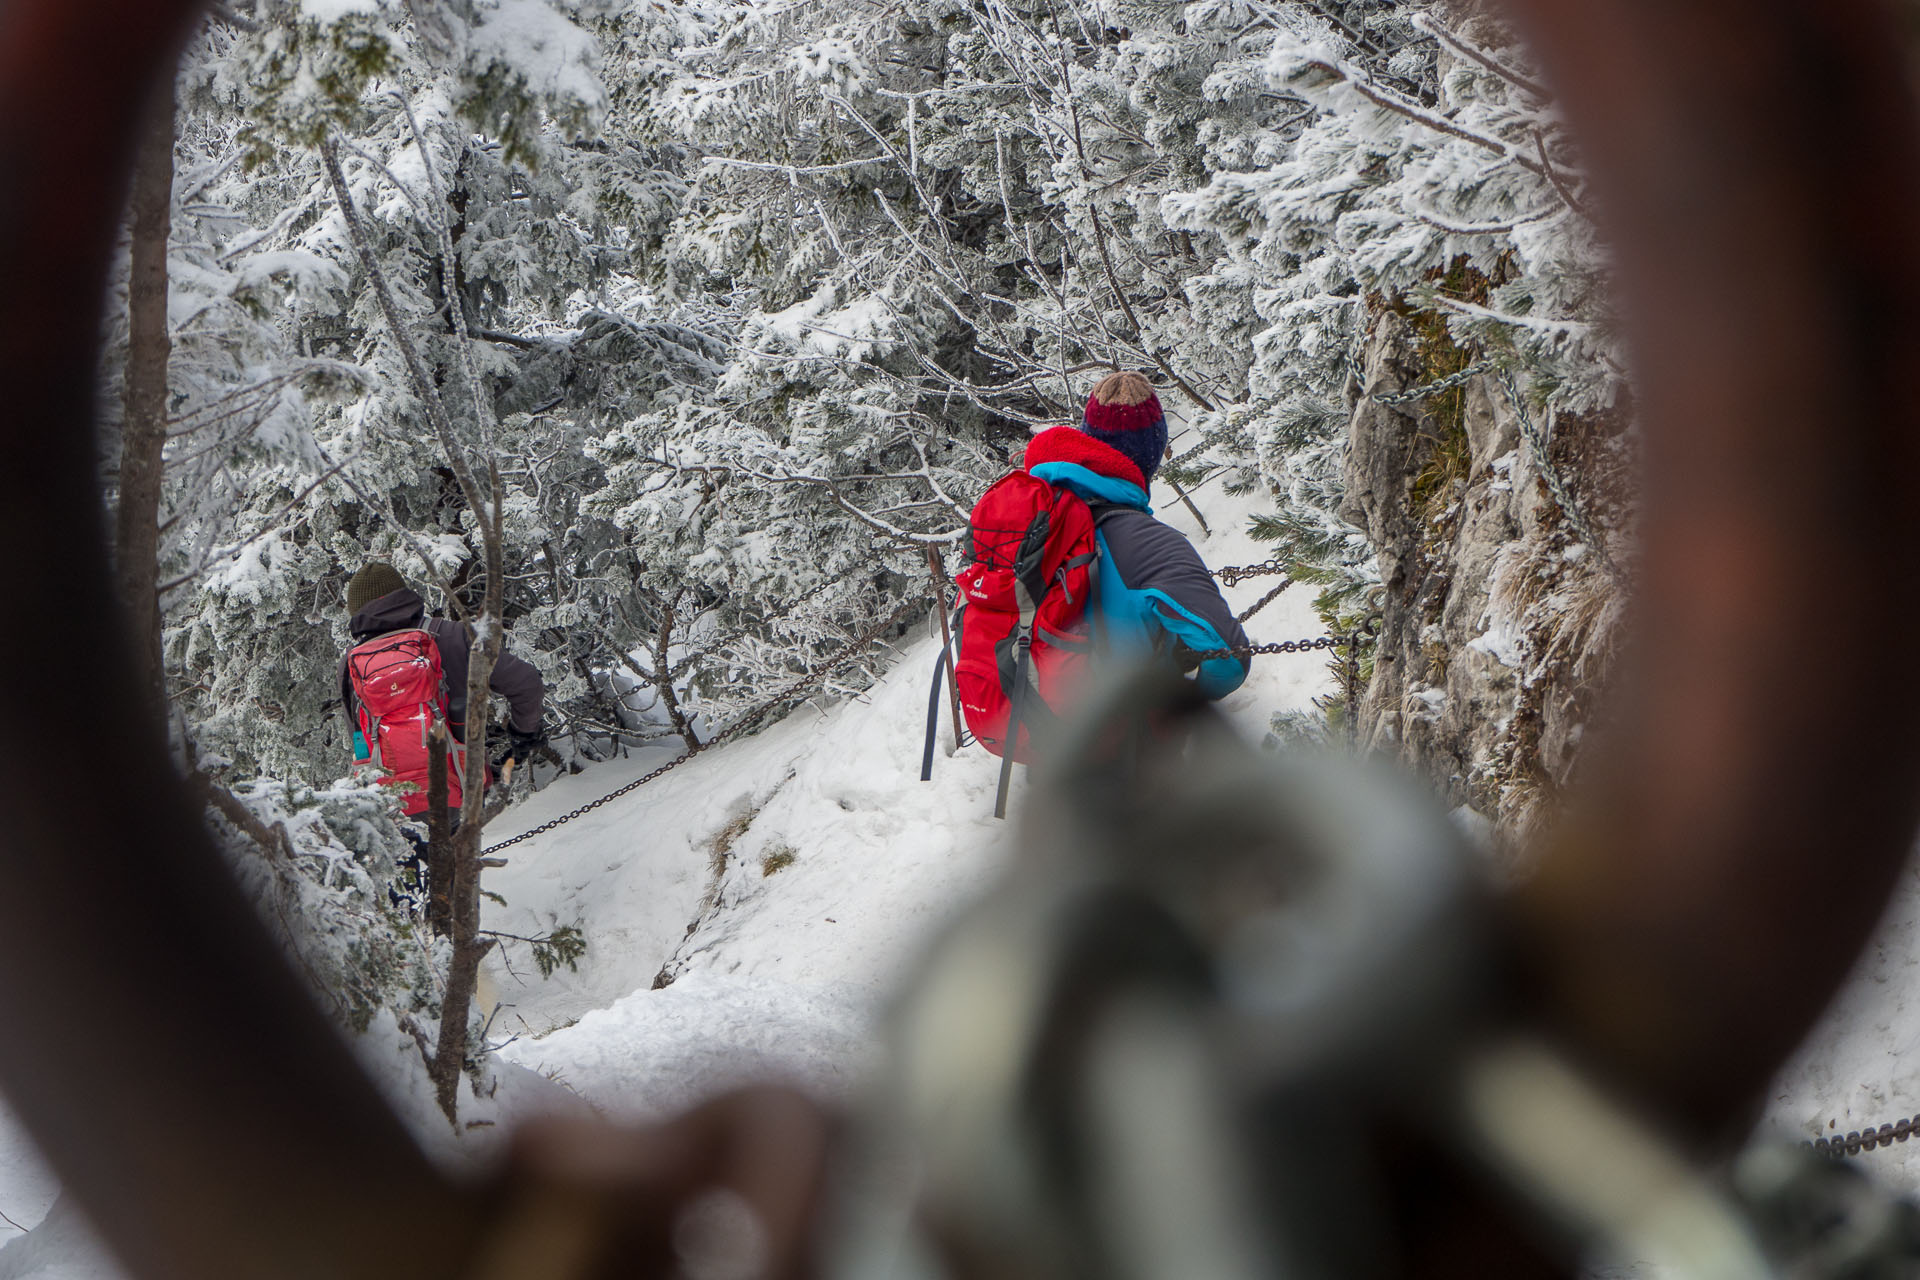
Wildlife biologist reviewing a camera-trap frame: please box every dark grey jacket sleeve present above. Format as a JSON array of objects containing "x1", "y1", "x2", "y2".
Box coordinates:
[
  {"x1": 428, "y1": 619, "x2": 546, "y2": 733},
  {"x1": 1101, "y1": 512, "x2": 1253, "y2": 687},
  {"x1": 488, "y1": 646, "x2": 546, "y2": 733}
]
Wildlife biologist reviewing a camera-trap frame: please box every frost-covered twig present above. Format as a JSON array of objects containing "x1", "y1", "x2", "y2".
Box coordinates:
[
  {"x1": 1430, "y1": 293, "x2": 1591, "y2": 338},
  {"x1": 164, "y1": 360, "x2": 367, "y2": 435},
  {"x1": 1296, "y1": 55, "x2": 1571, "y2": 199},
  {"x1": 393, "y1": 93, "x2": 501, "y2": 465},
  {"x1": 873, "y1": 81, "x2": 1024, "y2": 101},
  {"x1": 1401, "y1": 201, "x2": 1558, "y2": 237},
  {"x1": 668, "y1": 456, "x2": 965, "y2": 546},
  {"x1": 1410, "y1": 12, "x2": 1550, "y2": 102},
  {"x1": 704, "y1": 154, "x2": 888, "y2": 176},
  {"x1": 1532, "y1": 128, "x2": 1588, "y2": 217}
]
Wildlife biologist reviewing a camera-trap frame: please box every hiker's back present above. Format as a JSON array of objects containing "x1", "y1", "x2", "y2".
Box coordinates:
[
  {"x1": 345, "y1": 625, "x2": 465, "y2": 815},
  {"x1": 953, "y1": 468, "x2": 1099, "y2": 761},
  {"x1": 928, "y1": 377, "x2": 1250, "y2": 815}
]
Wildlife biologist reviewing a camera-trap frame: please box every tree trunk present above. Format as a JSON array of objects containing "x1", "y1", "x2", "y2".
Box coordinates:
[
  {"x1": 425, "y1": 723, "x2": 453, "y2": 937},
  {"x1": 430, "y1": 467, "x2": 506, "y2": 1124},
  {"x1": 116, "y1": 67, "x2": 174, "y2": 721},
  {"x1": 328, "y1": 123, "x2": 509, "y2": 1127},
  {"x1": 650, "y1": 597, "x2": 701, "y2": 752}
]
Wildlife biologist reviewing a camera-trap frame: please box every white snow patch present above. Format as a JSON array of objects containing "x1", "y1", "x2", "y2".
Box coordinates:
[
  {"x1": 1490, "y1": 449, "x2": 1516, "y2": 493},
  {"x1": 467, "y1": 0, "x2": 606, "y2": 117},
  {"x1": 1468, "y1": 620, "x2": 1526, "y2": 669},
  {"x1": 297, "y1": 0, "x2": 382, "y2": 22}
]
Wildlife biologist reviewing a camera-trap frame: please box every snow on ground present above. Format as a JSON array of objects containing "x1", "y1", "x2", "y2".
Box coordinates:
[
  {"x1": 0, "y1": 1106, "x2": 56, "y2": 1240},
  {"x1": 1761, "y1": 857, "x2": 1920, "y2": 1176}
]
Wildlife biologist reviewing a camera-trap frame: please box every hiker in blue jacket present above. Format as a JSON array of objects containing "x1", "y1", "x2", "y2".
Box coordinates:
[{"x1": 1022, "y1": 371, "x2": 1251, "y2": 698}]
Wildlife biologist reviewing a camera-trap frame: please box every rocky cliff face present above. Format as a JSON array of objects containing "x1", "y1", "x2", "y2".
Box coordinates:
[{"x1": 1341, "y1": 310, "x2": 1627, "y2": 844}]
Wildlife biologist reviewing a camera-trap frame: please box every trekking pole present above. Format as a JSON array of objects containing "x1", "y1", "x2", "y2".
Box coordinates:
[{"x1": 928, "y1": 546, "x2": 965, "y2": 753}]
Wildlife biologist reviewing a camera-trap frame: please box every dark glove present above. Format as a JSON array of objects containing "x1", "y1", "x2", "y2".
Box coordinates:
[{"x1": 492, "y1": 724, "x2": 547, "y2": 770}]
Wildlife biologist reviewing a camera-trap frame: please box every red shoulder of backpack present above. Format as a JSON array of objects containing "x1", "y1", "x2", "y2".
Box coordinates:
[
  {"x1": 346, "y1": 628, "x2": 466, "y2": 817},
  {"x1": 954, "y1": 468, "x2": 1100, "y2": 760}
]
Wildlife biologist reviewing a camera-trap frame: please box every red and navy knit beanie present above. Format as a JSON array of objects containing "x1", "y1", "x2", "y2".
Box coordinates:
[{"x1": 1081, "y1": 371, "x2": 1168, "y2": 486}]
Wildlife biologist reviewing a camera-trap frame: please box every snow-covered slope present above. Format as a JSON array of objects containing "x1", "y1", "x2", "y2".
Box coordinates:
[{"x1": 0, "y1": 1109, "x2": 55, "y2": 1247}]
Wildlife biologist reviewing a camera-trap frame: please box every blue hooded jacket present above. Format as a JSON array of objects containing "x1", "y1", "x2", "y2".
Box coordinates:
[{"x1": 1023, "y1": 428, "x2": 1251, "y2": 699}]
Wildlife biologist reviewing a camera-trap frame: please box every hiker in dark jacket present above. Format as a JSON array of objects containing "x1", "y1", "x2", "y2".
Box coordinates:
[
  {"x1": 1024, "y1": 372, "x2": 1252, "y2": 699},
  {"x1": 338, "y1": 562, "x2": 548, "y2": 774}
]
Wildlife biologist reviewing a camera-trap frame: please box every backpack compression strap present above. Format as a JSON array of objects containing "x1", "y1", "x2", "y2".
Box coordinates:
[
  {"x1": 989, "y1": 508, "x2": 1060, "y2": 816},
  {"x1": 993, "y1": 581, "x2": 1037, "y2": 820}
]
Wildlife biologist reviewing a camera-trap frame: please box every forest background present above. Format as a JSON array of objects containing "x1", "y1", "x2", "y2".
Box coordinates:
[{"x1": 97, "y1": 0, "x2": 1620, "y2": 1123}]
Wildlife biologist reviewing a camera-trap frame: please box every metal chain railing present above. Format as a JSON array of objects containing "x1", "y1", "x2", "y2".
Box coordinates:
[
  {"x1": 481, "y1": 603, "x2": 912, "y2": 855},
  {"x1": 480, "y1": 750, "x2": 699, "y2": 856},
  {"x1": 1192, "y1": 620, "x2": 1379, "y2": 666},
  {"x1": 1369, "y1": 360, "x2": 1618, "y2": 577},
  {"x1": 487, "y1": 616, "x2": 1372, "y2": 856},
  {"x1": 1213, "y1": 558, "x2": 1290, "y2": 586},
  {"x1": 1236, "y1": 578, "x2": 1294, "y2": 624},
  {"x1": 1495, "y1": 365, "x2": 1619, "y2": 576},
  {"x1": 1806, "y1": 1113, "x2": 1920, "y2": 1158},
  {"x1": 1368, "y1": 360, "x2": 1495, "y2": 406},
  {"x1": 1165, "y1": 422, "x2": 1248, "y2": 471}
]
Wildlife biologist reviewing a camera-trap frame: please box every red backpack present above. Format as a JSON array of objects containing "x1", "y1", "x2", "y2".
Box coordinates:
[
  {"x1": 346, "y1": 629, "x2": 466, "y2": 817},
  {"x1": 925, "y1": 470, "x2": 1100, "y2": 817}
]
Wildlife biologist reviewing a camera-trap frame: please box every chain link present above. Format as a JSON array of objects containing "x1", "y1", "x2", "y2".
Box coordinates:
[
  {"x1": 1235, "y1": 578, "x2": 1294, "y2": 624},
  {"x1": 1191, "y1": 632, "x2": 1360, "y2": 663},
  {"x1": 1372, "y1": 362, "x2": 1618, "y2": 575},
  {"x1": 1368, "y1": 360, "x2": 1494, "y2": 406},
  {"x1": 1165, "y1": 423, "x2": 1247, "y2": 471},
  {"x1": 1214, "y1": 558, "x2": 1290, "y2": 587},
  {"x1": 481, "y1": 751, "x2": 699, "y2": 855},
  {"x1": 1494, "y1": 365, "x2": 1619, "y2": 577}
]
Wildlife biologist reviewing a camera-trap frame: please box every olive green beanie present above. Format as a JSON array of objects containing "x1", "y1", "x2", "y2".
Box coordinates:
[{"x1": 345, "y1": 562, "x2": 408, "y2": 615}]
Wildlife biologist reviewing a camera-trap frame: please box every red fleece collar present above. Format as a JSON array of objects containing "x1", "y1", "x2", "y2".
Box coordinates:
[{"x1": 1022, "y1": 426, "x2": 1147, "y2": 491}]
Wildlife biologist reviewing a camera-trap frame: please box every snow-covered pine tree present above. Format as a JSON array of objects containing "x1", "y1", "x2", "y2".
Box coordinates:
[{"x1": 146, "y1": 0, "x2": 1631, "y2": 836}]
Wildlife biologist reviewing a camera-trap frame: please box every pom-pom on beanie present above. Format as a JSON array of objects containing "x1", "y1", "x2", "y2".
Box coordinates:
[
  {"x1": 1081, "y1": 371, "x2": 1168, "y2": 486},
  {"x1": 346, "y1": 562, "x2": 409, "y2": 616}
]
